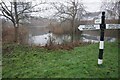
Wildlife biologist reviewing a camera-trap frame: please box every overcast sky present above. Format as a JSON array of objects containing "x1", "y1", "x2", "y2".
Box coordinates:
[
  {"x1": 33, "y1": 0, "x2": 102, "y2": 12},
  {"x1": 30, "y1": 0, "x2": 103, "y2": 18},
  {"x1": 82, "y1": 0, "x2": 102, "y2": 12},
  {"x1": 1, "y1": 0, "x2": 118, "y2": 18}
]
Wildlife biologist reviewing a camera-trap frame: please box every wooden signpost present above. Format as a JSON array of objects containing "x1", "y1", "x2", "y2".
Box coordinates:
[{"x1": 78, "y1": 12, "x2": 120, "y2": 65}]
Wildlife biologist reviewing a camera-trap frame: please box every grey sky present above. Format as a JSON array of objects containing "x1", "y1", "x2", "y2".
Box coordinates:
[
  {"x1": 1, "y1": 0, "x2": 102, "y2": 12},
  {"x1": 1, "y1": 0, "x2": 118, "y2": 18},
  {"x1": 37, "y1": 0, "x2": 102, "y2": 18},
  {"x1": 34, "y1": 0, "x2": 102, "y2": 12}
]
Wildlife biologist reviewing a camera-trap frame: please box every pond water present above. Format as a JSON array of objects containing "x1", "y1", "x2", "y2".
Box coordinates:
[
  {"x1": 29, "y1": 33, "x2": 116, "y2": 46},
  {"x1": 29, "y1": 33, "x2": 72, "y2": 46}
]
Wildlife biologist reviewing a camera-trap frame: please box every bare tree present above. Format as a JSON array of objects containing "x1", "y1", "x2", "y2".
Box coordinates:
[
  {"x1": 0, "y1": 0, "x2": 45, "y2": 43},
  {"x1": 101, "y1": 0, "x2": 120, "y2": 42},
  {"x1": 117, "y1": 1, "x2": 120, "y2": 23},
  {"x1": 52, "y1": 0, "x2": 86, "y2": 42},
  {"x1": 101, "y1": 0, "x2": 120, "y2": 21}
]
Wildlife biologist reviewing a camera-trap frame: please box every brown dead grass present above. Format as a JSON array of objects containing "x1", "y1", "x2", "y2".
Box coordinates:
[
  {"x1": 48, "y1": 21, "x2": 72, "y2": 34},
  {"x1": 2, "y1": 27, "x2": 14, "y2": 43},
  {"x1": 32, "y1": 41, "x2": 91, "y2": 50},
  {"x1": 2, "y1": 26, "x2": 29, "y2": 44}
]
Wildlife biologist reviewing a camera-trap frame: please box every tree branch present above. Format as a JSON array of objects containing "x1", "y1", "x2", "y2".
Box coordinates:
[{"x1": 2, "y1": 10, "x2": 14, "y2": 23}]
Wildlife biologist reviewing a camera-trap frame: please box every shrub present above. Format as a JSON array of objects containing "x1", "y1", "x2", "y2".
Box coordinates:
[{"x1": 2, "y1": 25, "x2": 29, "y2": 44}]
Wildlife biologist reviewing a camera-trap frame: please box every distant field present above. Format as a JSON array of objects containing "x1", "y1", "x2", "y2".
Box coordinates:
[{"x1": 2, "y1": 42, "x2": 119, "y2": 78}]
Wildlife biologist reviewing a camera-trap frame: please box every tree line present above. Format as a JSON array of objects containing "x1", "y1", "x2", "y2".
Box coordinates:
[{"x1": 0, "y1": 0, "x2": 120, "y2": 44}]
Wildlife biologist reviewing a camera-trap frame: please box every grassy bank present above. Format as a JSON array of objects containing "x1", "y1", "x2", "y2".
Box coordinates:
[{"x1": 2, "y1": 42, "x2": 119, "y2": 78}]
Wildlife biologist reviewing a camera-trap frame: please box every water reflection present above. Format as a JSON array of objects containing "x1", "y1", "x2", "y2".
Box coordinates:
[
  {"x1": 81, "y1": 34, "x2": 116, "y2": 43},
  {"x1": 29, "y1": 33, "x2": 116, "y2": 46},
  {"x1": 29, "y1": 33, "x2": 71, "y2": 46},
  {"x1": 29, "y1": 33, "x2": 52, "y2": 46}
]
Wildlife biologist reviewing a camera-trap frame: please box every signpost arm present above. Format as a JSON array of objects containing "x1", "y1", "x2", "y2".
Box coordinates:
[
  {"x1": 78, "y1": 11, "x2": 120, "y2": 65},
  {"x1": 98, "y1": 12, "x2": 105, "y2": 65}
]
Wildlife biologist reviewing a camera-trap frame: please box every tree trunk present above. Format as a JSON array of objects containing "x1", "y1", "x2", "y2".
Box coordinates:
[
  {"x1": 71, "y1": 19, "x2": 74, "y2": 42},
  {"x1": 14, "y1": 24, "x2": 19, "y2": 43},
  {"x1": 14, "y1": 0, "x2": 19, "y2": 43},
  {"x1": 118, "y1": 14, "x2": 120, "y2": 24},
  {"x1": 118, "y1": 15, "x2": 120, "y2": 44},
  {"x1": 118, "y1": 1, "x2": 120, "y2": 44}
]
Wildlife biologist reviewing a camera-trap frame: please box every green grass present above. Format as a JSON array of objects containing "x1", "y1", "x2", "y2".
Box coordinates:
[{"x1": 2, "y1": 42, "x2": 119, "y2": 78}]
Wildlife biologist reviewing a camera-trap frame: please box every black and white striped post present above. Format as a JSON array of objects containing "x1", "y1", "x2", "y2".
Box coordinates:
[
  {"x1": 78, "y1": 12, "x2": 120, "y2": 65},
  {"x1": 98, "y1": 12, "x2": 105, "y2": 65}
]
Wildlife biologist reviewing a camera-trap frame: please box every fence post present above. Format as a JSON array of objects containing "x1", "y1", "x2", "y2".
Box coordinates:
[{"x1": 98, "y1": 12, "x2": 106, "y2": 65}]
